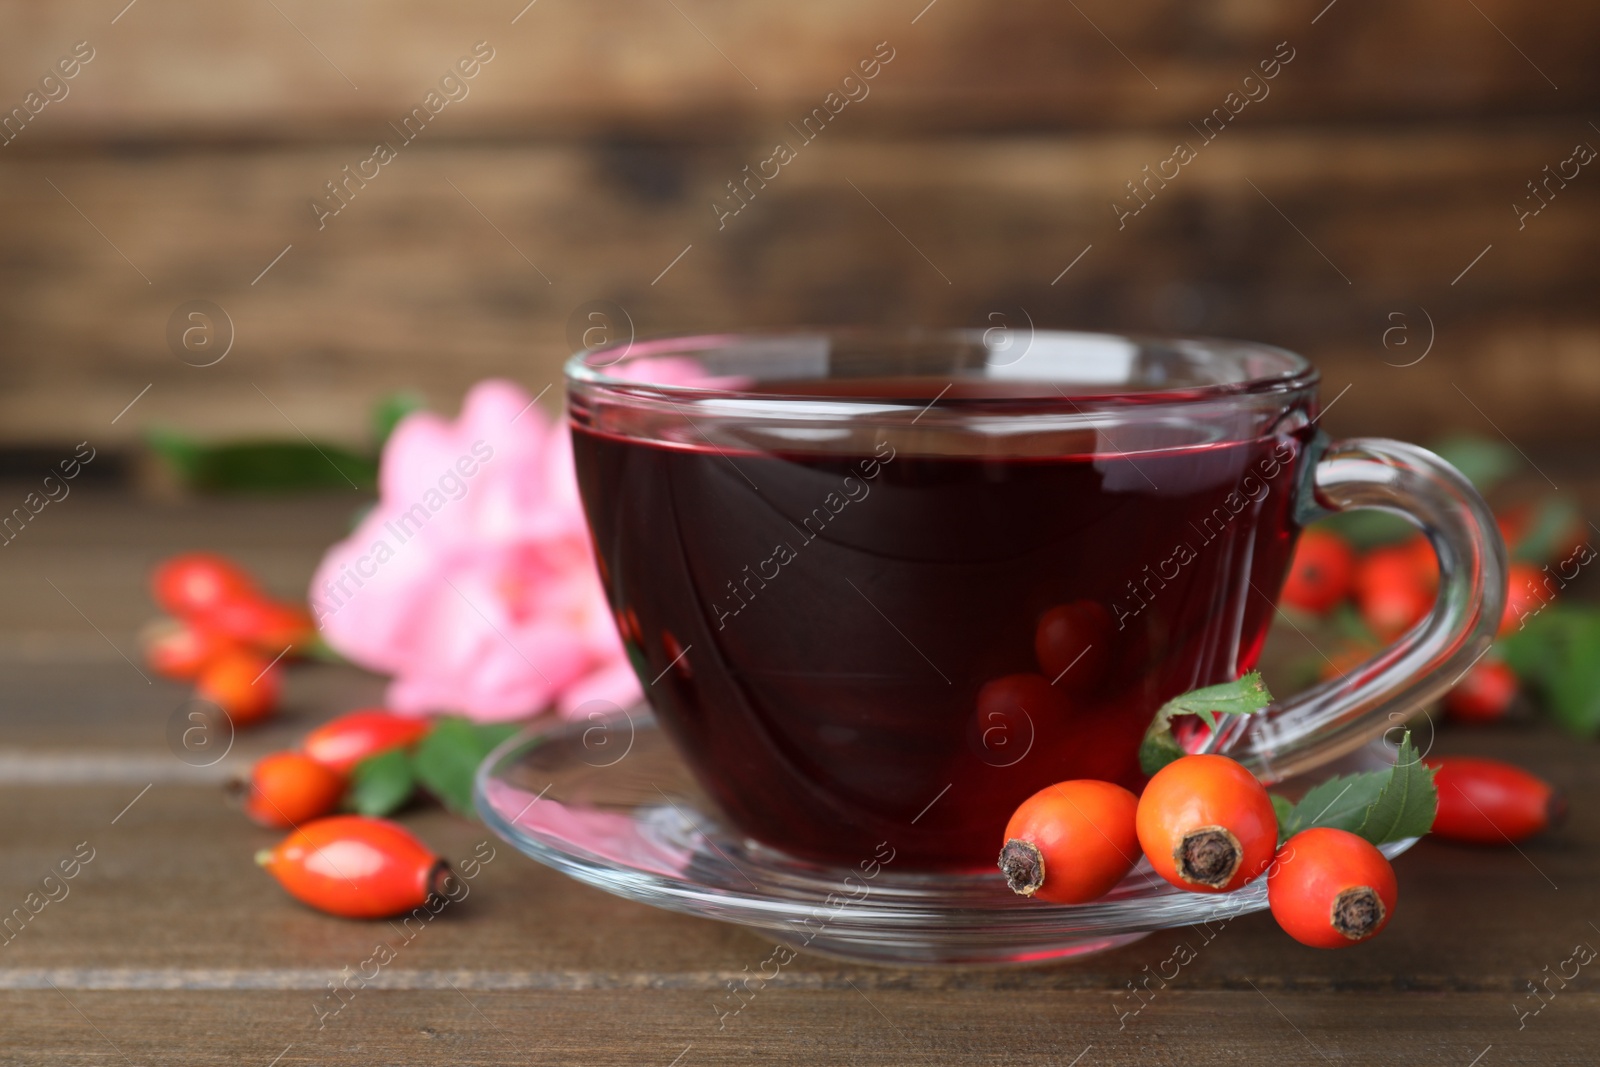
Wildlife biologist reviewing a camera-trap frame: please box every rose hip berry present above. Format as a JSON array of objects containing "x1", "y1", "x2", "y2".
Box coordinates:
[
  {"x1": 1499, "y1": 561, "x2": 1549, "y2": 636},
  {"x1": 152, "y1": 552, "x2": 258, "y2": 619},
  {"x1": 1427, "y1": 756, "x2": 1566, "y2": 844},
  {"x1": 1033, "y1": 601, "x2": 1111, "y2": 693},
  {"x1": 142, "y1": 618, "x2": 236, "y2": 681},
  {"x1": 205, "y1": 595, "x2": 316, "y2": 655},
  {"x1": 973, "y1": 673, "x2": 1068, "y2": 764},
  {"x1": 1268, "y1": 827, "x2": 1397, "y2": 948},
  {"x1": 1136, "y1": 754, "x2": 1278, "y2": 893},
  {"x1": 1280, "y1": 528, "x2": 1356, "y2": 615},
  {"x1": 1354, "y1": 544, "x2": 1435, "y2": 640},
  {"x1": 999, "y1": 780, "x2": 1139, "y2": 904},
  {"x1": 196, "y1": 649, "x2": 281, "y2": 727},
  {"x1": 1442, "y1": 660, "x2": 1518, "y2": 723},
  {"x1": 257, "y1": 816, "x2": 453, "y2": 919},
  {"x1": 232, "y1": 751, "x2": 345, "y2": 828},
  {"x1": 303, "y1": 709, "x2": 431, "y2": 774}
]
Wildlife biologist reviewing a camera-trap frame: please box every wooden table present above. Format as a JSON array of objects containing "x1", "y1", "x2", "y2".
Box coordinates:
[{"x1": 2, "y1": 486, "x2": 1593, "y2": 1065}]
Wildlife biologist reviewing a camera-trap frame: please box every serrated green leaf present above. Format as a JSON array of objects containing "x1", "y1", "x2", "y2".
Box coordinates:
[
  {"x1": 1160, "y1": 671, "x2": 1272, "y2": 730},
  {"x1": 1276, "y1": 732, "x2": 1439, "y2": 846},
  {"x1": 345, "y1": 748, "x2": 416, "y2": 816},
  {"x1": 1138, "y1": 672, "x2": 1274, "y2": 776},
  {"x1": 1284, "y1": 771, "x2": 1387, "y2": 838},
  {"x1": 412, "y1": 718, "x2": 524, "y2": 818},
  {"x1": 1354, "y1": 732, "x2": 1438, "y2": 844}
]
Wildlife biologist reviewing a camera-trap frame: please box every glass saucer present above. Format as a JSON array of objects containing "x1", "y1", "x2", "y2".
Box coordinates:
[{"x1": 475, "y1": 712, "x2": 1414, "y2": 967}]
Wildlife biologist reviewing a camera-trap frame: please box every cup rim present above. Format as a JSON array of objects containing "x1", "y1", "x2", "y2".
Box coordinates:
[{"x1": 564, "y1": 327, "x2": 1319, "y2": 409}]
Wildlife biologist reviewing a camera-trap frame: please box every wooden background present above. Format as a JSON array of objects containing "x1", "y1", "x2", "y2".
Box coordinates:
[{"x1": 0, "y1": 0, "x2": 1596, "y2": 449}]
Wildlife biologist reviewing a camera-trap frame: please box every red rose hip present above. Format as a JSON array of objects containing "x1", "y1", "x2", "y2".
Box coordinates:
[
  {"x1": 205, "y1": 596, "x2": 316, "y2": 654},
  {"x1": 1268, "y1": 828, "x2": 1396, "y2": 948},
  {"x1": 1442, "y1": 660, "x2": 1518, "y2": 723},
  {"x1": 1427, "y1": 756, "x2": 1565, "y2": 844},
  {"x1": 1499, "y1": 561, "x2": 1551, "y2": 636},
  {"x1": 1280, "y1": 528, "x2": 1356, "y2": 615},
  {"x1": 303, "y1": 709, "x2": 431, "y2": 774},
  {"x1": 152, "y1": 552, "x2": 258, "y2": 618},
  {"x1": 1353, "y1": 544, "x2": 1435, "y2": 639},
  {"x1": 1033, "y1": 601, "x2": 1111, "y2": 693},
  {"x1": 142, "y1": 618, "x2": 236, "y2": 680},
  {"x1": 1000, "y1": 780, "x2": 1140, "y2": 904},
  {"x1": 256, "y1": 816, "x2": 452, "y2": 919}
]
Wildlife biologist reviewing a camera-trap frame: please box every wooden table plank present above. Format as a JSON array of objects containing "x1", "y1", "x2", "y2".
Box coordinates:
[
  {"x1": 1, "y1": 990, "x2": 1593, "y2": 1066},
  {"x1": 4, "y1": 0, "x2": 1596, "y2": 141},
  {"x1": 0, "y1": 709, "x2": 1591, "y2": 990},
  {"x1": 1, "y1": 487, "x2": 1597, "y2": 1063},
  {"x1": 2, "y1": 124, "x2": 1599, "y2": 449}
]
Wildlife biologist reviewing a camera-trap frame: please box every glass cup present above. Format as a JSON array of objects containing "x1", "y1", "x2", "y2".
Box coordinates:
[{"x1": 565, "y1": 329, "x2": 1505, "y2": 871}]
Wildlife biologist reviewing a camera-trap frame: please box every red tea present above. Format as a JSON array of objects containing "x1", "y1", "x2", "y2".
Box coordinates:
[{"x1": 572, "y1": 392, "x2": 1311, "y2": 869}]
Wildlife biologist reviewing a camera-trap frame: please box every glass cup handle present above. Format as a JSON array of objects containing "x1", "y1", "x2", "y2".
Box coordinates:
[{"x1": 1234, "y1": 437, "x2": 1507, "y2": 785}]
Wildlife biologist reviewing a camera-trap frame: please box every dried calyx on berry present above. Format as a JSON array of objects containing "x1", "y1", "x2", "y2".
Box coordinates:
[{"x1": 998, "y1": 839, "x2": 1046, "y2": 896}]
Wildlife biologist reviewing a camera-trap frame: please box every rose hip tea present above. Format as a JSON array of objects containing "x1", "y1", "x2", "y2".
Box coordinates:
[{"x1": 571, "y1": 364, "x2": 1314, "y2": 870}]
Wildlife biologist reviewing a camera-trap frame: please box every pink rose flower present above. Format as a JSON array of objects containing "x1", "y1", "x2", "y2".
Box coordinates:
[{"x1": 310, "y1": 380, "x2": 639, "y2": 721}]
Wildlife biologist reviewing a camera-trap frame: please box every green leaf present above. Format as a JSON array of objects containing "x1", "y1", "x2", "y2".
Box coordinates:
[
  {"x1": 1157, "y1": 671, "x2": 1272, "y2": 732},
  {"x1": 1270, "y1": 794, "x2": 1295, "y2": 842},
  {"x1": 302, "y1": 634, "x2": 346, "y2": 664},
  {"x1": 1138, "y1": 729, "x2": 1187, "y2": 779},
  {"x1": 1317, "y1": 509, "x2": 1415, "y2": 550},
  {"x1": 345, "y1": 749, "x2": 416, "y2": 816},
  {"x1": 1511, "y1": 495, "x2": 1583, "y2": 565},
  {"x1": 1271, "y1": 731, "x2": 1438, "y2": 846},
  {"x1": 1281, "y1": 772, "x2": 1386, "y2": 838},
  {"x1": 1501, "y1": 606, "x2": 1600, "y2": 735},
  {"x1": 146, "y1": 428, "x2": 377, "y2": 492},
  {"x1": 1430, "y1": 435, "x2": 1519, "y2": 495},
  {"x1": 372, "y1": 391, "x2": 426, "y2": 450},
  {"x1": 412, "y1": 718, "x2": 524, "y2": 817},
  {"x1": 1328, "y1": 604, "x2": 1380, "y2": 647},
  {"x1": 1353, "y1": 732, "x2": 1438, "y2": 845},
  {"x1": 1139, "y1": 672, "x2": 1273, "y2": 775}
]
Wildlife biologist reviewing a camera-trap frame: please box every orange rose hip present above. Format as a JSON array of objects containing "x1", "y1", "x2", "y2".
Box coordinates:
[
  {"x1": 196, "y1": 649, "x2": 281, "y2": 727},
  {"x1": 257, "y1": 816, "x2": 452, "y2": 919},
  {"x1": 232, "y1": 751, "x2": 345, "y2": 828},
  {"x1": 999, "y1": 779, "x2": 1140, "y2": 904},
  {"x1": 1136, "y1": 754, "x2": 1278, "y2": 893},
  {"x1": 1280, "y1": 528, "x2": 1356, "y2": 615}
]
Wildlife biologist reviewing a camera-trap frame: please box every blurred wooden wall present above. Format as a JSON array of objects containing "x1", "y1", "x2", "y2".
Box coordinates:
[{"x1": 0, "y1": 0, "x2": 1596, "y2": 450}]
